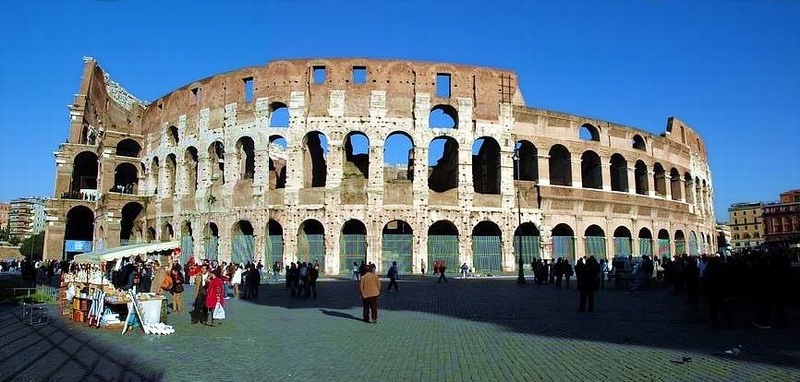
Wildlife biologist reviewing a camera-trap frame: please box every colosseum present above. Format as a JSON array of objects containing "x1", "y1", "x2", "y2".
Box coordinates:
[{"x1": 43, "y1": 57, "x2": 716, "y2": 275}]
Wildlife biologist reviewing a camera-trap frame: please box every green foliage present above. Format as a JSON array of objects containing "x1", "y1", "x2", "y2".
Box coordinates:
[
  {"x1": 19, "y1": 232, "x2": 45, "y2": 260},
  {"x1": 8, "y1": 236, "x2": 20, "y2": 245}
]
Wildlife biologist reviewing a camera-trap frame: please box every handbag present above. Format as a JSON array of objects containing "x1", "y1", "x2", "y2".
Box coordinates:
[{"x1": 213, "y1": 301, "x2": 226, "y2": 320}]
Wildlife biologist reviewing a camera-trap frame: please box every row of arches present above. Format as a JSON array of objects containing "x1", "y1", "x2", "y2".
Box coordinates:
[{"x1": 63, "y1": 203, "x2": 712, "y2": 273}]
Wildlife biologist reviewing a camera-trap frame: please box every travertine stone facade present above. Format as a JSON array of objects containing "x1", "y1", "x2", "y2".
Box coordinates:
[{"x1": 44, "y1": 58, "x2": 716, "y2": 274}]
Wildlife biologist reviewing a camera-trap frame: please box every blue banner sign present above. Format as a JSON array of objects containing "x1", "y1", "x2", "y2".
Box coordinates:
[{"x1": 65, "y1": 240, "x2": 93, "y2": 253}]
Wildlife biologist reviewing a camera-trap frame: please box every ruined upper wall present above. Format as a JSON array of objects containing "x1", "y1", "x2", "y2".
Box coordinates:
[
  {"x1": 68, "y1": 58, "x2": 145, "y2": 144},
  {"x1": 139, "y1": 58, "x2": 522, "y2": 134}
]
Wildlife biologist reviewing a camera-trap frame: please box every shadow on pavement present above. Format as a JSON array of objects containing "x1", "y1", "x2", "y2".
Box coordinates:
[
  {"x1": 0, "y1": 303, "x2": 165, "y2": 382},
  {"x1": 236, "y1": 276, "x2": 800, "y2": 370}
]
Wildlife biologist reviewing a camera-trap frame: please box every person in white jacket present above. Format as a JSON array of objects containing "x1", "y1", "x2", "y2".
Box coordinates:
[{"x1": 231, "y1": 264, "x2": 243, "y2": 298}]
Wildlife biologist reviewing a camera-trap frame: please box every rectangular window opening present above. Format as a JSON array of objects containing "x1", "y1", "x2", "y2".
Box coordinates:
[
  {"x1": 436, "y1": 73, "x2": 451, "y2": 98},
  {"x1": 191, "y1": 87, "x2": 200, "y2": 104},
  {"x1": 243, "y1": 77, "x2": 254, "y2": 103},
  {"x1": 313, "y1": 66, "x2": 327, "y2": 85},
  {"x1": 352, "y1": 66, "x2": 367, "y2": 84}
]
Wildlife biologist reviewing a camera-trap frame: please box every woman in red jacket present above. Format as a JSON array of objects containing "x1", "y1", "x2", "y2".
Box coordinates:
[{"x1": 205, "y1": 269, "x2": 225, "y2": 326}]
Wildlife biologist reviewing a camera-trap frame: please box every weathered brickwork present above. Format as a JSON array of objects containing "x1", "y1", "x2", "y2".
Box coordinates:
[{"x1": 44, "y1": 58, "x2": 716, "y2": 274}]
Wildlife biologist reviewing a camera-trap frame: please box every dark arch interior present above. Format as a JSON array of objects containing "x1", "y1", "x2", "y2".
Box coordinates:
[
  {"x1": 658, "y1": 229, "x2": 670, "y2": 240},
  {"x1": 585, "y1": 225, "x2": 605, "y2": 237},
  {"x1": 383, "y1": 220, "x2": 413, "y2": 234},
  {"x1": 632, "y1": 135, "x2": 646, "y2": 151},
  {"x1": 120, "y1": 202, "x2": 143, "y2": 241},
  {"x1": 514, "y1": 222, "x2": 540, "y2": 236},
  {"x1": 472, "y1": 137, "x2": 501, "y2": 194},
  {"x1": 428, "y1": 136, "x2": 459, "y2": 192},
  {"x1": 304, "y1": 132, "x2": 328, "y2": 187},
  {"x1": 514, "y1": 140, "x2": 538, "y2": 181},
  {"x1": 168, "y1": 126, "x2": 179, "y2": 145},
  {"x1": 653, "y1": 163, "x2": 667, "y2": 197},
  {"x1": 472, "y1": 221, "x2": 501, "y2": 236},
  {"x1": 675, "y1": 230, "x2": 686, "y2": 241},
  {"x1": 579, "y1": 124, "x2": 600, "y2": 141},
  {"x1": 670, "y1": 168, "x2": 682, "y2": 201},
  {"x1": 147, "y1": 227, "x2": 156, "y2": 241},
  {"x1": 634, "y1": 161, "x2": 649, "y2": 195},
  {"x1": 209, "y1": 141, "x2": 225, "y2": 185},
  {"x1": 267, "y1": 219, "x2": 283, "y2": 235},
  {"x1": 205, "y1": 223, "x2": 219, "y2": 237},
  {"x1": 610, "y1": 154, "x2": 628, "y2": 192},
  {"x1": 235, "y1": 220, "x2": 254, "y2": 235},
  {"x1": 343, "y1": 132, "x2": 370, "y2": 179},
  {"x1": 301, "y1": 220, "x2": 325, "y2": 235},
  {"x1": 638, "y1": 228, "x2": 653, "y2": 239},
  {"x1": 269, "y1": 136, "x2": 288, "y2": 189},
  {"x1": 238, "y1": 137, "x2": 256, "y2": 180},
  {"x1": 185, "y1": 147, "x2": 199, "y2": 192},
  {"x1": 581, "y1": 151, "x2": 602, "y2": 189},
  {"x1": 614, "y1": 226, "x2": 632, "y2": 237},
  {"x1": 116, "y1": 139, "x2": 141, "y2": 157},
  {"x1": 65, "y1": 206, "x2": 94, "y2": 241},
  {"x1": 428, "y1": 221, "x2": 458, "y2": 236},
  {"x1": 72, "y1": 152, "x2": 98, "y2": 191},
  {"x1": 342, "y1": 220, "x2": 367, "y2": 235},
  {"x1": 548, "y1": 145, "x2": 572, "y2": 186},
  {"x1": 112, "y1": 163, "x2": 138, "y2": 194},
  {"x1": 552, "y1": 223, "x2": 574, "y2": 236},
  {"x1": 161, "y1": 224, "x2": 174, "y2": 240}
]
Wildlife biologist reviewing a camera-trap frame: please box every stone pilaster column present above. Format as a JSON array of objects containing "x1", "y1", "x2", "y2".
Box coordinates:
[
  {"x1": 536, "y1": 154, "x2": 550, "y2": 186},
  {"x1": 627, "y1": 166, "x2": 637, "y2": 195},
  {"x1": 601, "y1": 162, "x2": 611, "y2": 191},
  {"x1": 570, "y1": 159, "x2": 582, "y2": 188}
]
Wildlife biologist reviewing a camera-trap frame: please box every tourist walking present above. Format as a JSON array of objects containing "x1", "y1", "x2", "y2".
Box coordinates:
[
  {"x1": 387, "y1": 261, "x2": 399, "y2": 292},
  {"x1": 577, "y1": 256, "x2": 600, "y2": 312},
  {"x1": 231, "y1": 264, "x2": 242, "y2": 298},
  {"x1": 359, "y1": 264, "x2": 381, "y2": 323},
  {"x1": 304, "y1": 263, "x2": 319, "y2": 299},
  {"x1": 169, "y1": 266, "x2": 184, "y2": 315},
  {"x1": 205, "y1": 269, "x2": 225, "y2": 326},
  {"x1": 460, "y1": 263, "x2": 469, "y2": 279},
  {"x1": 437, "y1": 262, "x2": 448, "y2": 283},
  {"x1": 352, "y1": 261, "x2": 360, "y2": 281}
]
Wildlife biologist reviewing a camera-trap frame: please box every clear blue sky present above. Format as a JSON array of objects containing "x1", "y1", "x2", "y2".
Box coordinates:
[{"x1": 1, "y1": 0, "x2": 798, "y2": 221}]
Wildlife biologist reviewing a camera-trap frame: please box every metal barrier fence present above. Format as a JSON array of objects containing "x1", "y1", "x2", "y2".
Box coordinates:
[
  {"x1": 658, "y1": 239, "x2": 671, "y2": 259},
  {"x1": 181, "y1": 235, "x2": 193, "y2": 263},
  {"x1": 340, "y1": 234, "x2": 366, "y2": 274},
  {"x1": 297, "y1": 234, "x2": 325, "y2": 272},
  {"x1": 382, "y1": 234, "x2": 413, "y2": 274},
  {"x1": 614, "y1": 237, "x2": 632, "y2": 257},
  {"x1": 232, "y1": 234, "x2": 254, "y2": 265},
  {"x1": 427, "y1": 235, "x2": 459, "y2": 272},
  {"x1": 513, "y1": 235, "x2": 541, "y2": 264},
  {"x1": 472, "y1": 236, "x2": 502, "y2": 273},
  {"x1": 553, "y1": 236, "x2": 575, "y2": 262},
  {"x1": 585, "y1": 237, "x2": 606, "y2": 258},
  {"x1": 205, "y1": 236, "x2": 219, "y2": 261},
  {"x1": 266, "y1": 235, "x2": 284, "y2": 268}
]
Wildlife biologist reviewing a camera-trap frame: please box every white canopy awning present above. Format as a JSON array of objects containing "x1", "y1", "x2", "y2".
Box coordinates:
[{"x1": 73, "y1": 241, "x2": 181, "y2": 264}]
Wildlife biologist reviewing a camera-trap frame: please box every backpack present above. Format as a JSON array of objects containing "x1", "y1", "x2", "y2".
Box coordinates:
[{"x1": 161, "y1": 274, "x2": 173, "y2": 291}]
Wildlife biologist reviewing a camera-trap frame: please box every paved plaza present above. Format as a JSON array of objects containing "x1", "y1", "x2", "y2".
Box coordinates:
[{"x1": 2, "y1": 275, "x2": 799, "y2": 382}]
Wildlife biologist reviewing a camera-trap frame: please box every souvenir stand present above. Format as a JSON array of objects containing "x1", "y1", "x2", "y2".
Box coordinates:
[{"x1": 66, "y1": 241, "x2": 180, "y2": 335}]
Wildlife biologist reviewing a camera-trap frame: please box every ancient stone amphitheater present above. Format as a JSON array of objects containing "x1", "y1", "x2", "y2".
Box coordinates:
[{"x1": 44, "y1": 57, "x2": 716, "y2": 274}]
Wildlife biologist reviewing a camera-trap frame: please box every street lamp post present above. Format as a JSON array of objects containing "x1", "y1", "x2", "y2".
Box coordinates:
[{"x1": 513, "y1": 148, "x2": 526, "y2": 284}]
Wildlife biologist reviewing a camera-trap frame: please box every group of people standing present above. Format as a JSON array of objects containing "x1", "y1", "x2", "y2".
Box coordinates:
[{"x1": 285, "y1": 261, "x2": 320, "y2": 299}]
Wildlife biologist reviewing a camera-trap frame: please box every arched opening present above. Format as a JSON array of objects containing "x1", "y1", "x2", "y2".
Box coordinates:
[
  {"x1": 269, "y1": 102, "x2": 289, "y2": 128},
  {"x1": 702, "y1": 180, "x2": 709, "y2": 212},
  {"x1": 472, "y1": 221, "x2": 502, "y2": 273},
  {"x1": 147, "y1": 227, "x2": 156, "y2": 243},
  {"x1": 689, "y1": 231, "x2": 699, "y2": 256},
  {"x1": 552, "y1": 223, "x2": 576, "y2": 263},
  {"x1": 429, "y1": 104, "x2": 458, "y2": 129},
  {"x1": 579, "y1": 124, "x2": 600, "y2": 141},
  {"x1": 581, "y1": 150, "x2": 602, "y2": 189},
  {"x1": 657, "y1": 229, "x2": 671, "y2": 260},
  {"x1": 231, "y1": 220, "x2": 254, "y2": 265},
  {"x1": 268, "y1": 136, "x2": 287, "y2": 189},
  {"x1": 150, "y1": 157, "x2": 160, "y2": 194},
  {"x1": 428, "y1": 136, "x2": 459, "y2": 193},
  {"x1": 203, "y1": 223, "x2": 219, "y2": 261},
  {"x1": 632, "y1": 135, "x2": 646, "y2": 151},
  {"x1": 165, "y1": 154, "x2": 177, "y2": 197},
  {"x1": 694, "y1": 177, "x2": 702, "y2": 209},
  {"x1": 610, "y1": 154, "x2": 628, "y2": 192},
  {"x1": 510, "y1": 223, "x2": 540, "y2": 272},
  {"x1": 384, "y1": 132, "x2": 414, "y2": 183},
  {"x1": 97, "y1": 226, "x2": 105, "y2": 250},
  {"x1": 70, "y1": 151, "x2": 98, "y2": 194},
  {"x1": 683, "y1": 173, "x2": 694, "y2": 204},
  {"x1": 302, "y1": 132, "x2": 328, "y2": 188},
  {"x1": 382, "y1": 220, "x2": 413, "y2": 273},
  {"x1": 111, "y1": 163, "x2": 138, "y2": 194},
  {"x1": 180, "y1": 222, "x2": 193, "y2": 264},
  {"x1": 340, "y1": 220, "x2": 367, "y2": 274},
  {"x1": 675, "y1": 230, "x2": 686, "y2": 255},
  {"x1": 513, "y1": 140, "x2": 538, "y2": 181},
  {"x1": 64, "y1": 206, "x2": 94, "y2": 259},
  {"x1": 613, "y1": 226, "x2": 633, "y2": 258},
  {"x1": 265, "y1": 219, "x2": 284, "y2": 268},
  {"x1": 427, "y1": 221, "x2": 459, "y2": 271},
  {"x1": 653, "y1": 163, "x2": 667, "y2": 197},
  {"x1": 472, "y1": 137, "x2": 501, "y2": 194},
  {"x1": 160, "y1": 223, "x2": 174, "y2": 242},
  {"x1": 119, "y1": 202, "x2": 144, "y2": 245},
  {"x1": 343, "y1": 131, "x2": 370, "y2": 179},
  {"x1": 208, "y1": 141, "x2": 225, "y2": 186},
  {"x1": 184, "y1": 147, "x2": 199, "y2": 194},
  {"x1": 548, "y1": 145, "x2": 572, "y2": 186},
  {"x1": 168, "y1": 126, "x2": 179, "y2": 146},
  {"x1": 297, "y1": 219, "x2": 325, "y2": 271},
  {"x1": 638, "y1": 228, "x2": 653, "y2": 257},
  {"x1": 634, "y1": 160, "x2": 648, "y2": 195},
  {"x1": 584, "y1": 225, "x2": 606, "y2": 259},
  {"x1": 670, "y1": 168, "x2": 682, "y2": 201},
  {"x1": 237, "y1": 136, "x2": 256, "y2": 180},
  {"x1": 116, "y1": 139, "x2": 141, "y2": 158}
]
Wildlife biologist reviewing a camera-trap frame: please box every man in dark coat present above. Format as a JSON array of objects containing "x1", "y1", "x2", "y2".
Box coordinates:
[{"x1": 578, "y1": 256, "x2": 600, "y2": 312}]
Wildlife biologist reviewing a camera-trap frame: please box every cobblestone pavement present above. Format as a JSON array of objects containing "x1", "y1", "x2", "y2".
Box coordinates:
[{"x1": 2, "y1": 275, "x2": 799, "y2": 382}]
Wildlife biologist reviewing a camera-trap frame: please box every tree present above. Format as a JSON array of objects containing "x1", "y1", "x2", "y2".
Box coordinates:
[{"x1": 20, "y1": 232, "x2": 45, "y2": 261}]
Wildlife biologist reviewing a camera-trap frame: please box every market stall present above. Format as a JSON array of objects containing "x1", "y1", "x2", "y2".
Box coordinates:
[{"x1": 63, "y1": 241, "x2": 180, "y2": 335}]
